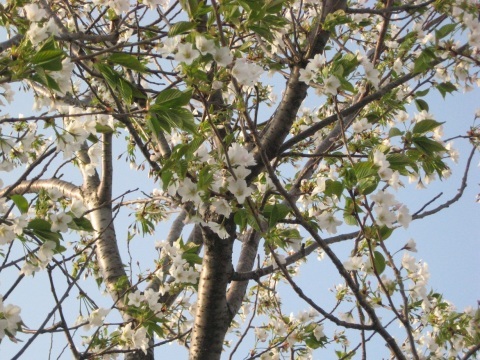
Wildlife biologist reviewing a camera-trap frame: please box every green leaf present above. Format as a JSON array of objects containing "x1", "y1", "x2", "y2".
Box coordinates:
[
  {"x1": 154, "y1": 88, "x2": 192, "y2": 108},
  {"x1": 197, "y1": 166, "x2": 213, "y2": 191},
  {"x1": 37, "y1": 38, "x2": 57, "y2": 52},
  {"x1": 357, "y1": 177, "x2": 379, "y2": 196},
  {"x1": 378, "y1": 225, "x2": 393, "y2": 241},
  {"x1": 337, "y1": 53, "x2": 359, "y2": 77},
  {"x1": 31, "y1": 49, "x2": 63, "y2": 64},
  {"x1": 108, "y1": 53, "x2": 146, "y2": 72},
  {"x1": 266, "y1": 0, "x2": 285, "y2": 13},
  {"x1": 412, "y1": 136, "x2": 446, "y2": 154},
  {"x1": 387, "y1": 153, "x2": 411, "y2": 172},
  {"x1": 31, "y1": 50, "x2": 65, "y2": 71},
  {"x1": 305, "y1": 334, "x2": 326, "y2": 349},
  {"x1": 182, "y1": 252, "x2": 203, "y2": 266},
  {"x1": 10, "y1": 194, "x2": 29, "y2": 214},
  {"x1": 436, "y1": 82, "x2": 457, "y2": 98},
  {"x1": 247, "y1": 209, "x2": 262, "y2": 231},
  {"x1": 27, "y1": 218, "x2": 52, "y2": 232},
  {"x1": 324, "y1": 180, "x2": 343, "y2": 198},
  {"x1": 95, "y1": 123, "x2": 114, "y2": 134},
  {"x1": 338, "y1": 76, "x2": 355, "y2": 93},
  {"x1": 415, "y1": 88, "x2": 430, "y2": 97},
  {"x1": 179, "y1": 0, "x2": 199, "y2": 18},
  {"x1": 148, "y1": 114, "x2": 170, "y2": 140},
  {"x1": 389, "y1": 127, "x2": 403, "y2": 138},
  {"x1": 118, "y1": 77, "x2": 133, "y2": 104},
  {"x1": 177, "y1": 159, "x2": 188, "y2": 178},
  {"x1": 152, "y1": 108, "x2": 197, "y2": 134},
  {"x1": 95, "y1": 63, "x2": 119, "y2": 90},
  {"x1": 30, "y1": 72, "x2": 61, "y2": 92},
  {"x1": 249, "y1": 25, "x2": 273, "y2": 41},
  {"x1": 373, "y1": 251, "x2": 386, "y2": 274},
  {"x1": 168, "y1": 21, "x2": 196, "y2": 36},
  {"x1": 144, "y1": 319, "x2": 165, "y2": 338},
  {"x1": 160, "y1": 170, "x2": 173, "y2": 191},
  {"x1": 263, "y1": 203, "x2": 290, "y2": 229},
  {"x1": 234, "y1": 209, "x2": 248, "y2": 232},
  {"x1": 343, "y1": 213, "x2": 358, "y2": 226},
  {"x1": 435, "y1": 23, "x2": 456, "y2": 40},
  {"x1": 69, "y1": 217, "x2": 94, "y2": 232},
  {"x1": 353, "y1": 161, "x2": 377, "y2": 180},
  {"x1": 413, "y1": 47, "x2": 436, "y2": 74},
  {"x1": 27, "y1": 218, "x2": 62, "y2": 242},
  {"x1": 414, "y1": 99, "x2": 429, "y2": 112},
  {"x1": 412, "y1": 119, "x2": 443, "y2": 134}
]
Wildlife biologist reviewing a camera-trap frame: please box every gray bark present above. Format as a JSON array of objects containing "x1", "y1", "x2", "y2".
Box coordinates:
[{"x1": 189, "y1": 222, "x2": 235, "y2": 360}]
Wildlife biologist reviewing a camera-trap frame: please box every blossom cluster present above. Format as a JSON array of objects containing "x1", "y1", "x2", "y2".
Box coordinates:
[
  {"x1": 23, "y1": 4, "x2": 60, "y2": 45},
  {"x1": 90, "y1": 0, "x2": 170, "y2": 14},
  {"x1": 170, "y1": 142, "x2": 257, "y2": 239},
  {"x1": 370, "y1": 189, "x2": 411, "y2": 229},
  {"x1": 0, "y1": 296, "x2": 22, "y2": 341},
  {"x1": 453, "y1": 4, "x2": 480, "y2": 48},
  {"x1": 155, "y1": 240, "x2": 200, "y2": 286},
  {"x1": 372, "y1": 149, "x2": 402, "y2": 189},
  {"x1": 254, "y1": 306, "x2": 323, "y2": 360},
  {"x1": 158, "y1": 34, "x2": 264, "y2": 86}
]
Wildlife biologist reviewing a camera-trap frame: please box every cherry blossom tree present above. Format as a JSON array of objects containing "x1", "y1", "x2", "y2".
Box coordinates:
[{"x1": 0, "y1": 0, "x2": 479, "y2": 359}]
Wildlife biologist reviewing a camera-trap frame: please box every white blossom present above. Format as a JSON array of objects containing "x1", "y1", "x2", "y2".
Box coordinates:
[
  {"x1": 232, "y1": 58, "x2": 263, "y2": 86},
  {"x1": 213, "y1": 46, "x2": 233, "y2": 66},
  {"x1": 227, "y1": 178, "x2": 253, "y2": 204},
  {"x1": 397, "y1": 205, "x2": 412, "y2": 228},
  {"x1": 323, "y1": 75, "x2": 340, "y2": 95},
  {"x1": 24, "y1": 4, "x2": 47, "y2": 22},
  {"x1": 343, "y1": 256, "x2": 363, "y2": 271},
  {"x1": 195, "y1": 36, "x2": 215, "y2": 55},
  {"x1": 317, "y1": 212, "x2": 342, "y2": 234},
  {"x1": 84, "y1": 308, "x2": 110, "y2": 330},
  {"x1": 50, "y1": 212, "x2": 72, "y2": 233},
  {"x1": 227, "y1": 143, "x2": 256, "y2": 167},
  {"x1": 0, "y1": 224, "x2": 16, "y2": 245},
  {"x1": 175, "y1": 43, "x2": 200, "y2": 65}
]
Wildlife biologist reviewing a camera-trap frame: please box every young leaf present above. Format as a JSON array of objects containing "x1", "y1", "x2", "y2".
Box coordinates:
[
  {"x1": 412, "y1": 136, "x2": 446, "y2": 154},
  {"x1": 324, "y1": 180, "x2": 344, "y2": 198},
  {"x1": 412, "y1": 119, "x2": 443, "y2": 134},
  {"x1": 389, "y1": 127, "x2": 404, "y2": 138},
  {"x1": 436, "y1": 82, "x2": 457, "y2": 98},
  {"x1": 435, "y1": 23, "x2": 456, "y2": 40},
  {"x1": 69, "y1": 217, "x2": 94, "y2": 232},
  {"x1": 373, "y1": 251, "x2": 386, "y2": 275},
  {"x1": 10, "y1": 194, "x2": 29, "y2": 214},
  {"x1": 168, "y1": 21, "x2": 196, "y2": 36},
  {"x1": 108, "y1": 53, "x2": 146, "y2": 72},
  {"x1": 353, "y1": 161, "x2": 377, "y2": 180},
  {"x1": 31, "y1": 50, "x2": 65, "y2": 71},
  {"x1": 414, "y1": 99, "x2": 429, "y2": 112},
  {"x1": 154, "y1": 88, "x2": 193, "y2": 108},
  {"x1": 263, "y1": 203, "x2": 290, "y2": 229},
  {"x1": 413, "y1": 47, "x2": 436, "y2": 74},
  {"x1": 27, "y1": 218, "x2": 62, "y2": 242}
]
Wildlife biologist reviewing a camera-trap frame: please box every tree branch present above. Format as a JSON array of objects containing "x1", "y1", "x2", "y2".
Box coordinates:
[{"x1": 0, "y1": 178, "x2": 82, "y2": 199}]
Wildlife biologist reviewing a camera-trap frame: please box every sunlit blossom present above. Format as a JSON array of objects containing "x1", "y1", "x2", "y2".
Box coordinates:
[
  {"x1": 175, "y1": 43, "x2": 200, "y2": 65},
  {"x1": 227, "y1": 178, "x2": 253, "y2": 204},
  {"x1": 323, "y1": 75, "x2": 340, "y2": 95},
  {"x1": 232, "y1": 58, "x2": 263, "y2": 86},
  {"x1": 50, "y1": 212, "x2": 72, "y2": 233}
]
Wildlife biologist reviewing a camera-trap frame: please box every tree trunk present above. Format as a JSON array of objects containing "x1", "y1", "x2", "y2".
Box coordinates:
[{"x1": 189, "y1": 224, "x2": 235, "y2": 360}]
